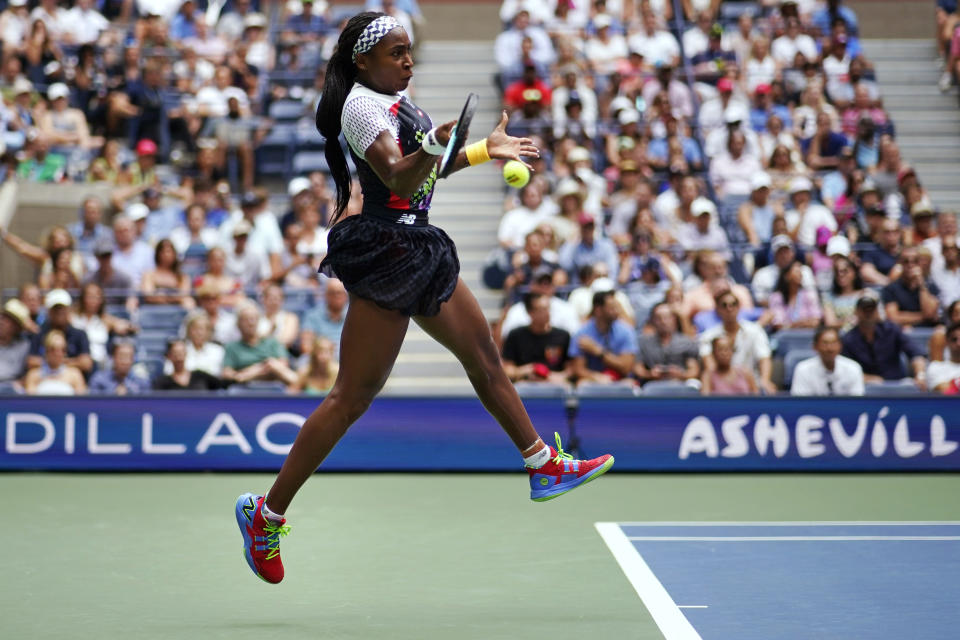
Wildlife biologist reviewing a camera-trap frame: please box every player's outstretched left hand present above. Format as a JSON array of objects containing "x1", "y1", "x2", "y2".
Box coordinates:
[{"x1": 486, "y1": 110, "x2": 539, "y2": 170}]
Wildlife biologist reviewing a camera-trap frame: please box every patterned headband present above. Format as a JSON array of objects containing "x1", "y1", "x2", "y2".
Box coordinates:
[{"x1": 352, "y1": 16, "x2": 402, "y2": 62}]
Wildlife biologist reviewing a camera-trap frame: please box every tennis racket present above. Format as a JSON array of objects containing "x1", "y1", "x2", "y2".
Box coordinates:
[{"x1": 439, "y1": 92, "x2": 479, "y2": 179}]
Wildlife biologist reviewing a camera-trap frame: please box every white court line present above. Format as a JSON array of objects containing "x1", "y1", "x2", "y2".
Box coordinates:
[
  {"x1": 595, "y1": 522, "x2": 702, "y2": 640},
  {"x1": 627, "y1": 536, "x2": 960, "y2": 542},
  {"x1": 615, "y1": 521, "x2": 960, "y2": 526}
]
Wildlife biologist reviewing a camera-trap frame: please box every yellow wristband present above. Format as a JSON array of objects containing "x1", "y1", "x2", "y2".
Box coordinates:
[{"x1": 465, "y1": 139, "x2": 491, "y2": 166}]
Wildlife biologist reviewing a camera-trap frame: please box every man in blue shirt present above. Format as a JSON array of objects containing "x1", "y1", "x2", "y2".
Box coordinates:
[
  {"x1": 841, "y1": 294, "x2": 927, "y2": 387},
  {"x1": 68, "y1": 196, "x2": 111, "y2": 272},
  {"x1": 89, "y1": 341, "x2": 150, "y2": 395},
  {"x1": 27, "y1": 289, "x2": 93, "y2": 376},
  {"x1": 558, "y1": 213, "x2": 619, "y2": 284},
  {"x1": 570, "y1": 290, "x2": 638, "y2": 384},
  {"x1": 301, "y1": 278, "x2": 348, "y2": 357}
]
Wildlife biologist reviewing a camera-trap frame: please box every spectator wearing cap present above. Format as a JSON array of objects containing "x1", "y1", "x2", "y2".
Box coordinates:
[
  {"x1": 676, "y1": 198, "x2": 730, "y2": 256},
  {"x1": 698, "y1": 76, "x2": 749, "y2": 136},
  {"x1": 84, "y1": 235, "x2": 134, "y2": 292},
  {"x1": 772, "y1": 17, "x2": 818, "y2": 66},
  {"x1": 751, "y1": 233, "x2": 816, "y2": 304},
  {"x1": 125, "y1": 202, "x2": 150, "y2": 240},
  {"x1": 505, "y1": 83, "x2": 554, "y2": 142},
  {"x1": 738, "y1": 172, "x2": 782, "y2": 246},
  {"x1": 931, "y1": 238, "x2": 960, "y2": 308},
  {"x1": 0, "y1": 299, "x2": 31, "y2": 384},
  {"x1": 37, "y1": 83, "x2": 97, "y2": 152},
  {"x1": 241, "y1": 12, "x2": 274, "y2": 71},
  {"x1": 634, "y1": 301, "x2": 700, "y2": 385},
  {"x1": 502, "y1": 293, "x2": 572, "y2": 385},
  {"x1": 224, "y1": 219, "x2": 267, "y2": 290},
  {"x1": 109, "y1": 139, "x2": 161, "y2": 210},
  {"x1": 628, "y1": 10, "x2": 680, "y2": 69},
  {"x1": 219, "y1": 188, "x2": 283, "y2": 279},
  {"x1": 222, "y1": 305, "x2": 298, "y2": 387},
  {"x1": 558, "y1": 212, "x2": 619, "y2": 285},
  {"x1": 710, "y1": 129, "x2": 762, "y2": 199},
  {"x1": 562, "y1": 147, "x2": 605, "y2": 215},
  {"x1": 842, "y1": 294, "x2": 927, "y2": 388},
  {"x1": 110, "y1": 214, "x2": 156, "y2": 289},
  {"x1": 881, "y1": 247, "x2": 941, "y2": 329},
  {"x1": 584, "y1": 14, "x2": 627, "y2": 77},
  {"x1": 690, "y1": 23, "x2": 737, "y2": 82},
  {"x1": 569, "y1": 290, "x2": 638, "y2": 385},
  {"x1": 855, "y1": 180, "x2": 885, "y2": 242},
  {"x1": 748, "y1": 83, "x2": 792, "y2": 134},
  {"x1": 26, "y1": 289, "x2": 93, "y2": 376},
  {"x1": 68, "y1": 196, "x2": 111, "y2": 271},
  {"x1": 823, "y1": 254, "x2": 868, "y2": 331},
  {"x1": 860, "y1": 218, "x2": 902, "y2": 286},
  {"x1": 704, "y1": 102, "x2": 761, "y2": 160},
  {"x1": 906, "y1": 203, "x2": 938, "y2": 246},
  {"x1": 23, "y1": 330, "x2": 87, "y2": 395},
  {"x1": 790, "y1": 326, "x2": 865, "y2": 396},
  {"x1": 88, "y1": 340, "x2": 149, "y2": 395},
  {"x1": 784, "y1": 177, "x2": 837, "y2": 247},
  {"x1": 927, "y1": 322, "x2": 960, "y2": 393},
  {"x1": 699, "y1": 289, "x2": 776, "y2": 394},
  {"x1": 622, "y1": 253, "x2": 672, "y2": 328},
  {"x1": 278, "y1": 176, "x2": 315, "y2": 232}
]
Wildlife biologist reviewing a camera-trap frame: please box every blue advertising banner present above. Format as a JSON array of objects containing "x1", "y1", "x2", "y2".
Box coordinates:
[{"x1": 1, "y1": 395, "x2": 958, "y2": 471}]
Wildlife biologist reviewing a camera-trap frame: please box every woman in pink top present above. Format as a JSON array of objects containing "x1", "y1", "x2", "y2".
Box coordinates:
[
  {"x1": 701, "y1": 335, "x2": 757, "y2": 395},
  {"x1": 767, "y1": 259, "x2": 823, "y2": 330}
]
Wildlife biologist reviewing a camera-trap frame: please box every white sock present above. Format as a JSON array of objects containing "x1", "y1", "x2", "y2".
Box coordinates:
[
  {"x1": 261, "y1": 496, "x2": 284, "y2": 523},
  {"x1": 523, "y1": 444, "x2": 551, "y2": 469}
]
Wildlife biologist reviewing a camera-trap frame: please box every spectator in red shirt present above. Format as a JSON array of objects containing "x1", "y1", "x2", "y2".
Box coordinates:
[{"x1": 503, "y1": 63, "x2": 552, "y2": 112}]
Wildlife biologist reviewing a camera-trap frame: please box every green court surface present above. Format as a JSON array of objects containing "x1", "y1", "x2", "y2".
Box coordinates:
[{"x1": 4, "y1": 473, "x2": 959, "y2": 639}]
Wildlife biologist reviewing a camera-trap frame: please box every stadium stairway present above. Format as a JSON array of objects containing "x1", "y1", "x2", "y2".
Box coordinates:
[
  {"x1": 382, "y1": 41, "x2": 504, "y2": 395},
  {"x1": 863, "y1": 39, "x2": 960, "y2": 211}
]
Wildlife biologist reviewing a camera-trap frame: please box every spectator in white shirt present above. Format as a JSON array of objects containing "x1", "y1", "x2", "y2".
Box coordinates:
[
  {"x1": 784, "y1": 177, "x2": 837, "y2": 247},
  {"x1": 710, "y1": 129, "x2": 762, "y2": 199},
  {"x1": 0, "y1": 0, "x2": 29, "y2": 52},
  {"x1": 498, "y1": 183, "x2": 556, "y2": 250},
  {"x1": 499, "y1": 268, "x2": 581, "y2": 341},
  {"x1": 932, "y1": 238, "x2": 960, "y2": 308},
  {"x1": 110, "y1": 215, "x2": 154, "y2": 289},
  {"x1": 771, "y1": 17, "x2": 817, "y2": 66},
  {"x1": 927, "y1": 322, "x2": 960, "y2": 392},
  {"x1": 30, "y1": 0, "x2": 67, "y2": 42},
  {"x1": 699, "y1": 289, "x2": 777, "y2": 393},
  {"x1": 194, "y1": 65, "x2": 250, "y2": 119},
  {"x1": 751, "y1": 234, "x2": 817, "y2": 305},
  {"x1": 584, "y1": 14, "x2": 627, "y2": 76},
  {"x1": 682, "y1": 11, "x2": 715, "y2": 61},
  {"x1": 628, "y1": 10, "x2": 680, "y2": 67},
  {"x1": 494, "y1": 9, "x2": 555, "y2": 79},
  {"x1": 62, "y1": 0, "x2": 108, "y2": 45},
  {"x1": 675, "y1": 198, "x2": 730, "y2": 257},
  {"x1": 641, "y1": 62, "x2": 694, "y2": 120},
  {"x1": 791, "y1": 326, "x2": 865, "y2": 395},
  {"x1": 551, "y1": 66, "x2": 599, "y2": 141}
]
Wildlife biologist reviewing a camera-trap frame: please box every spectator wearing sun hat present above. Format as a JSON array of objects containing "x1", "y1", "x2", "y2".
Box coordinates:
[
  {"x1": 784, "y1": 177, "x2": 837, "y2": 247},
  {"x1": 26, "y1": 289, "x2": 93, "y2": 376},
  {"x1": 0, "y1": 299, "x2": 32, "y2": 383}
]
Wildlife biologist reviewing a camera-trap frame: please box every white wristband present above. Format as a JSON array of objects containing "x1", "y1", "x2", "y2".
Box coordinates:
[{"x1": 421, "y1": 127, "x2": 446, "y2": 155}]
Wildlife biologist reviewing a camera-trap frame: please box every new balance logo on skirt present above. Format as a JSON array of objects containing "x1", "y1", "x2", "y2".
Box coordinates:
[{"x1": 396, "y1": 213, "x2": 416, "y2": 225}]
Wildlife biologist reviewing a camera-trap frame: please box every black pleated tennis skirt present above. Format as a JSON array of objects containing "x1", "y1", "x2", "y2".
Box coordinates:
[{"x1": 318, "y1": 214, "x2": 460, "y2": 317}]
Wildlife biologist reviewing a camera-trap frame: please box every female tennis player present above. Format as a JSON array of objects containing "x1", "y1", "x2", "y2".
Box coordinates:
[{"x1": 236, "y1": 12, "x2": 614, "y2": 584}]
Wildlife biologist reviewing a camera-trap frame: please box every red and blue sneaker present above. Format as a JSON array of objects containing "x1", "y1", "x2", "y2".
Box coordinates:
[
  {"x1": 235, "y1": 493, "x2": 289, "y2": 584},
  {"x1": 528, "y1": 433, "x2": 614, "y2": 502}
]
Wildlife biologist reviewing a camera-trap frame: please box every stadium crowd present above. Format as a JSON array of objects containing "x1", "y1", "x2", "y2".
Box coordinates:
[
  {"x1": 1, "y1": 0, "x2": 960, "y2": 398},
  {"x1": 488, "y1": 0, "x2": 960, "y2": 396}
]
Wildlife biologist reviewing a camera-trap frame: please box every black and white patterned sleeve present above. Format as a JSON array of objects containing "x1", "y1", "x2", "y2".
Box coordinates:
[{"x1": 342, "y1": 96, "x2": 398, "y2": 159}]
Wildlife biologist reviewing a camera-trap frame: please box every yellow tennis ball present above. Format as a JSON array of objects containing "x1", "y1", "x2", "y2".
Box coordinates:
[{"x1": 503, "y1": 160, "x2": 530, "y2": 188}]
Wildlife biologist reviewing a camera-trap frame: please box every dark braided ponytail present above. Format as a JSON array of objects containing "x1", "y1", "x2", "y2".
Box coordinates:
[{"x1": 316, "y1": 12, "x2": 385, "y2": 225}]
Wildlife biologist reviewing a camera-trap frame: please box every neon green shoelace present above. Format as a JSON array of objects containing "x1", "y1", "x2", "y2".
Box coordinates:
[
  {"x1": 263, "y1": 521, "x2": 290, "y2": 560},
  {"x1": 552, "y1": 432, "x2": 575, "y2": 465}
]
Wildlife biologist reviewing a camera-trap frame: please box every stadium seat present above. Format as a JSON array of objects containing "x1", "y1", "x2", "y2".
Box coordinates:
[
  {"x1": 269, "y1": 99, "x2": 307, "y2": 122},
  {"x1": 513, "y1": 382, "x2": 569, "y2": 398},
  {"x1": 292, "y1": 151, "x2": 329, "y2": 175},
  {"x1": 256, "y1": 123, "x2": 297, "y2": 176},
  {"x1": 0, "y1": 381, "x2": 21, "y2": 395},
  {"x1": 296, "y1": 125, "x2": 326, "y2": 152},
  {"x1": 227, "y1": 381, "x2": 289, "y2": 395},
  {"x1": 783, "y1": 348, "x2": 817, "y2": 388},
  {"x1": 139, "y1": 305, "x2": 188, "y2": 331},
  {"x1": 575, "y1": 382, "x2": 640, "y2": 398},
  {"x1": 773, "y1": 329, "x2": 816, "y2": 356},
  {"x1": 863, "y1": 382, "x2": 930, "y2": 396},
  {"x1": 134, "y1": 359, "x2": 165, "y2": 383},
  {"x1": 641, "y1": 380, "x2": 701, "y2": 396},
  {"x1": 904, "y1": 327, "x2": 935, "y2": 357},
  {"x1": 137, "y1": 331, "x2": 172, "y2": 359}
]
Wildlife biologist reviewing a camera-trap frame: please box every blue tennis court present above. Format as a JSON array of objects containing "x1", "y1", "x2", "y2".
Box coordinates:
[{"x1": 596, "y1": 522, "x2": 960, "y2": 640}]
